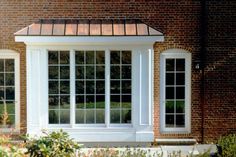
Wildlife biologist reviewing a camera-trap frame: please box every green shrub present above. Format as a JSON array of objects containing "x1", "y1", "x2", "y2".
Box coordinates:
[
  {"x1": 25, "y1": 130, "x2": 81, "y2": 157},
  {"x1": 217, "y1": 134, "x2": 236, "y2": 157}
]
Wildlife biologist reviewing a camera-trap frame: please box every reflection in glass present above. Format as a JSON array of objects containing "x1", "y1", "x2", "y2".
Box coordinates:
[
  {"x1": 110, "y1": 109, "x2": 120, "y2": 123},
  {"x1": 48, "y1": 51, "x2": 58, "y2": 64},
  {"x1": 6, "y1": 74, "x2": 14, "y2": 86}
]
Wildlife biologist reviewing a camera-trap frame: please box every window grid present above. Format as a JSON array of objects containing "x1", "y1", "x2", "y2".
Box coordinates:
[
  {"x1": 48, "y1": 51, "x2": 70, "y2": 124},
  {"x1": 165, "y1": 59, "x2": 185, "y2": 128},
  {"x1": 75, "y1": 51, "x2": 105, "y2": 124},
  {"x1": 0, "y1": 59, "x2": 15, "y2": 127},
  {"x1": 110, "y1": 51, "x2": 132, "y2": 124}
]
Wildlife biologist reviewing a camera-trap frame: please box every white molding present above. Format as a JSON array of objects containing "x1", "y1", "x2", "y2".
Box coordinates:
[
  {"x1": 15, "y1": 36, "x2": 164, "y2": 46},
  {"x1": 160, "y1": 49, "x2": 191, "y2": 133},
  {"x1": 0, "y1": 49, "x2": 20, "y2": 132}
]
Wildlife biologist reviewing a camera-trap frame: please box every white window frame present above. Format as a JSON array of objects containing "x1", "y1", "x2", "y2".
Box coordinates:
[
  {"x1": 160, "y1": 49, "x2": 191, "y2": 133},
  {"x1": 47, "y1": 48, "x2": 133, "y2": 128},
  {"x1": 0, "y1": 49, "x2": 20, "y2": 132}
]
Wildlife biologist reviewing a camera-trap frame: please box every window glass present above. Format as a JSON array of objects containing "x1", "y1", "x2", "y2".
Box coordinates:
[
  {"x1": 0, "y1": 59, "x2": 16, "y2": 127},
  {"x1": 75, "y1": 51, "x2": 105, "y2": 124},
  {"x1": 48, "y1": 51, "x2": 70, "y2": 124},
  {"x1": 165, "y1": 58, "x2": 185, "y2": 128},
  {"x1": 48, "y1": 50, "x2": 132, "y2": 125},
  {"x1": 110, "y1": 51, "x2": 132, "y2": 124}
]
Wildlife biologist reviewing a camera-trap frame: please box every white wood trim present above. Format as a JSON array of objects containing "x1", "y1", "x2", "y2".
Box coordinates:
[
  {"x1": 160, "y1": 49, "x2": 191, "y2": 133},
  {"x1": 15, "y1": 36, "x2": 164, "y2": 46},
  {"x1": 0, "y1": 50, "x2": 20, "y2": 132},
  {"x1": 105, "y1": 49, "x2": 110, "y2": 127},
  {"x1": 70, "y1": 50, "x2": 76, "y2": 127}
]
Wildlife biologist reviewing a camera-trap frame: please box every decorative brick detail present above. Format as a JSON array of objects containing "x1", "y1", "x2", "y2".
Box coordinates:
[{"x1": 0, "y1": 0, "x2": 235, "y2": 143}]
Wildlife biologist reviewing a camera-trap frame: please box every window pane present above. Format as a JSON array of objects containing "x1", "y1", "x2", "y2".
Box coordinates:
[
  {"x1": 176, "y1": 101, "x2": 185, "y2": 113},
  {"x1": 60, "y1": 81, "x2": 70, "y2": 94},
  {"x1": 176, "y1": 73, "x2": 185, "y2": 85},
  {"x1": 166, "y1": 114, "x2": 174, "y2": 127},
  {"x1": 122, "y1": 51, "x2": 131, "y2": 64},
  {"x1": 0, "y1": 73, "x2": 3, "y2": 86},
  {"x1": 176, "y1": 87, "x2": 185, "y2": 99},
  {"x1": 121, "y1": 109, "x2": 131, "y2": 123},
  {"x1": 6, "y1": 101, "x2": 15, "y2": 114},
  {"x1": 122, "y1": 80, "x2": 131, "y2": 94},
  {"x1": 86, "y1": 81, "x2": 94, "y2": 94},
  {"x1": 166, "y1": 59, "x2": 174, "y2": 71},
  {"x1": 76, "y1": 66, "x2": 84, "y2": 79},
  {"x1": 86, "y1": 51, "x2": 94, "y2": 64},
  {"x1": 60, "y1": 96, "x2": 70, "y2": 109},
  {"x1": 96, "y1": 95, "x2": 105, "y2": 108},
  {"x1": 48, "y1": 51, "x2": 58, "y2": 64},
  {"x1": 110, "y1": 95, "x2": 120, "y2": 108},
  {"x1": 86, "y1": 66, "x2": 94, "y2": 79},
  {"x1": 49, "y1": 81, "x2": 58, "y2": 94},
  {"x1": 49, "y1": 110, "x2": 59, "y2": 124},
  {"x1": 110, "y1": 51, "x2": 120, "y2": 64},
  {"x1": 86, "y1": 109, "x2": 95, "y2": 123},
  {"x1": 176, "y1": 114, "x2": 185, "y2": 127},
  {"x1": 6, "y1": 87, "x2": 15, "y2": 100},
  {"x1": 166, "y1": 101, "x2": 174, "y2": 113},
  {"x1": 0, "y1": 101, "x2": 3, "y2": 114},
  {"x1": 111, "y1": 66, "x2": 120, "y2": 79},
  {"x1": 122, "y1": 66, "x2": 131, "y2": 79},
  {"x1": 0, "y1": 87, "x2": 4, "y2": 99},
  {"x1": 75, "y1": 51, "x2": 84, "y2": 64},
  {"x1": 0, "y1": 60, "x2": 4, "y2": 72},
  {"x1": 121, "y1": 95, "x2": 131, "y2": 108},
  {"x1": 110, "y1": 81, "x2": 120, "y2": 94},
  {"x1": 96, "y1": 109, "x2": 105, "y2": 123},
  {"x1": 76, "y1": 81, "x2": 84, "y2": 94},
  {"x1": 76, "y1": 110, "x2": 84, "y2": 123},
  {"x1": 60, "y1": 66, "x2": 70, "y2": 79},
  {"x1": 96, "y1": 66, "x2": 105, "y2": 79},
  {"x1": 5, "y1": 59, "x2": 14, "y2": 72},
  {"x1": 96, "y1": 51, "x2": 105, "y2": 64},
  {"x1": 76, "y1": 95, "x2": 84, "y2": 109},
  {"x1": 176, "y1": 59, "x2": 185, "y2": 71},
  {"x1": 110, "y1": 109, "x2": 120, "y2": 123},
  {"x1": 6, "y1": 73, "x2": 15, "y2": 86},
  {"x1": 49, "y1": 66, "x2": 58, "y2": 79},
  {"x1": 166, "y1": 87, "x2": 174, "y2": 99},
  {"x1": 60, "y1": 51, "x2": 70, "y2": 64},
  {"x1": 85, "y1": 95, "x2": 95, "y2": 108},
  {"x1": 49, "y1": 96, "x2": 59, "y2": 109},
  {"x1": 96, "y1": 81, "x2": 105, "y2": 94},
  {"x1": 60, "y1": 110, "x2": 70, "y2": 124},
  {"x1": 166, "y1": 73, "x2": 174, "y2": 85}
]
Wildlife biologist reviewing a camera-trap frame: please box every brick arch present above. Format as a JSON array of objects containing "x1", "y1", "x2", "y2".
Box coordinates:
[{"x1": 152, "y1": 46, "x2": 200, "y2": 141}]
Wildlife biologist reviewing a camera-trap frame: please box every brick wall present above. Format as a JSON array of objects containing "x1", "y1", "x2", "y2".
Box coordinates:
[{"x1": 0, "y1": 0, "x2": 235, "y2": 143}]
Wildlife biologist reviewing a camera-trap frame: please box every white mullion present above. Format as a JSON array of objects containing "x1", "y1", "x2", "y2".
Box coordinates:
[
  {"x1": 84, "y1": 51, "x2": 86, "y2": 124},
  {"x1": 58, "y1": 52, "x2": 61, "y2": 124},
  {"x1": 174, "y1": 59, "x2": 176, "y2": 128},
  {"x1": 94, "y1": 51, "x2": 96, "y2": 124},
  {"x1": 120, "y1": 51, "x2": 122, "y2": 124},
  {"x1": 105, "y1": 49, "x2": 110, "y2": 127},
  {"x1": 70, "y1": 50, "x2": 75, "y2": 127}
]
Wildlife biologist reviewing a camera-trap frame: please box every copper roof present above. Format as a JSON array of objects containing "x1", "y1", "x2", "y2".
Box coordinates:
[{"x1": 14, "y1": 19, "x2": 162, "y2": 36}]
